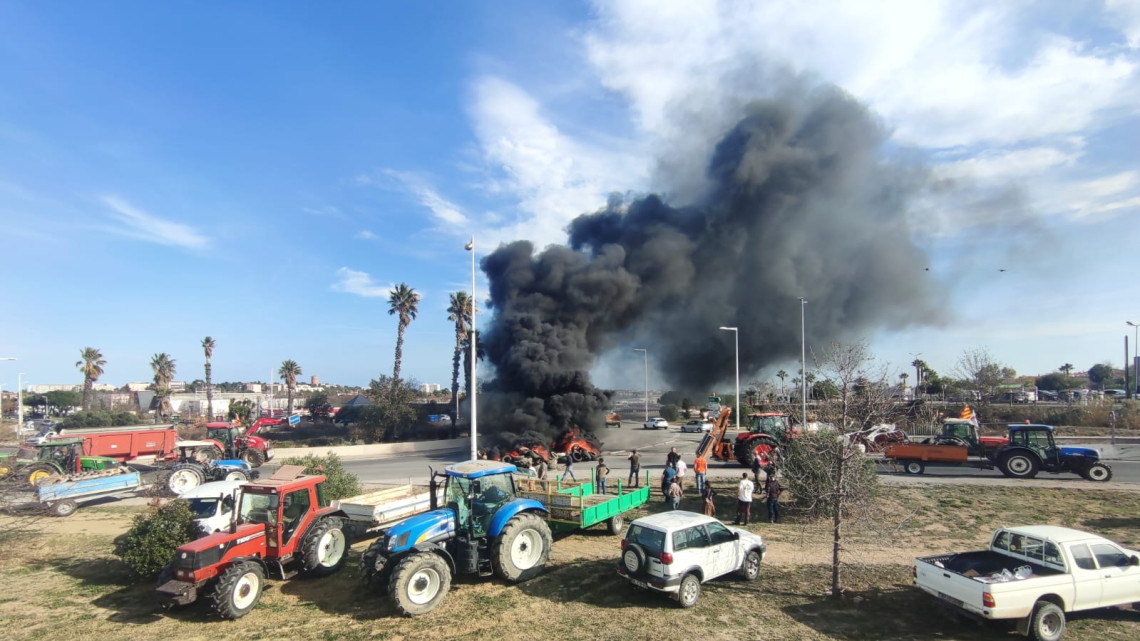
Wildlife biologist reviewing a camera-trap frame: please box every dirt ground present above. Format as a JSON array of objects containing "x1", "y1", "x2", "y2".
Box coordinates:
[{"x1": 1, "y1": 481, "x2": 1139, "y2": 641}]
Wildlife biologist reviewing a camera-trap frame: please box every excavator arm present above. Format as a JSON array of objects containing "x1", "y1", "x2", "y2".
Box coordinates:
[{"x1": 695, "y1": 408, "x2": 734, "y2": 462}]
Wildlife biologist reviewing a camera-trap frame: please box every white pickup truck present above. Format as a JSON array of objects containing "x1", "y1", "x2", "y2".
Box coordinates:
[{"x1": 915, "y1": 525, "x2": 1140, "y2": 641}]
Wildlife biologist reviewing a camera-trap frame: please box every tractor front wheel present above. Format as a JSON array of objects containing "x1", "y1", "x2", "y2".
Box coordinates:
[
  {"x1": 1084, "y1": 462, "x2": 1113, "y2": 482},
  {"x1": 389, "y1": 552, "x2": 451, "y2": 617},
  {"x1": 360, "y1": 539, "x2": 392, "y2": 591},
  {"x1": 299, "y1": 517, "x2": 348, "y2": 577},
  {"x1": 211, "y1": 562, "x2": 265, "y2": 620},
  {"x1": 242, "y1": 449, "x2": 265, "y2": 468},
  {"x1": 492, "y1": 512, "x2": 552, "y2": 582},
  {"x1": 223, "y1": 470, "x2": 250, "y2": 483}
]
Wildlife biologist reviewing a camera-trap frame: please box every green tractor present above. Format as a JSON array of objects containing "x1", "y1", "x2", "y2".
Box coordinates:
[{"x1": 16, "y1": 438, "x2": 120, "y2": 486}]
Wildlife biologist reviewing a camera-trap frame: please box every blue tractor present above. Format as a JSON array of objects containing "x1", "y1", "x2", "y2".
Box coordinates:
[
  {"x1": 996, "y1": 424, "x2": 1112, "y2": 481},
  {"x1": 360, "y1": 459, "x2": 552, "y2": 616}
]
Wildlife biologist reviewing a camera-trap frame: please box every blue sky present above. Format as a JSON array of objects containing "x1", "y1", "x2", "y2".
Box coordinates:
[{"x1": 1, "y1": 1, "x2": 1138, "y2": 394}]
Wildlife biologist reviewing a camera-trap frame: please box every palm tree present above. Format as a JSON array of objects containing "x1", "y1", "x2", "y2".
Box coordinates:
[
  {"x1": 149, "y1": 353, "x2": 176, "y2": 423},
  {"x1": 278, "y1": 360, "x2": 302, "y2": 414},
  {"x1": 446, "y1": 291, "x2": 472, "y2": 436},
  {"x1": 202, "y1": 336, "x2": 216, "y2": 421},
  {"x1": 76, "y1": 347, "x2": 106, "y2": 411},
  {"x1": 777, "y1": 370, "x2": 788, "y2": 396},
  {"x1": 387, "y1": 283, "x2": 421, "y2": 383},
  {"x1": 1060, "y1": 363, "x2": 1074, "y2": 376}
]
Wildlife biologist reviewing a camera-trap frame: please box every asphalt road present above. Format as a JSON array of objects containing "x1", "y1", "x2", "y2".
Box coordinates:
[{"x1": 341, "y1": 420, "x2": 1140, "y2": 486}]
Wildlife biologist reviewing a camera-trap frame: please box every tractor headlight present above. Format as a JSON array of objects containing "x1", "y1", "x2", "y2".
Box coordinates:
[{"x1": 386, "y1": 534, "x2": 396, "y2": 551}]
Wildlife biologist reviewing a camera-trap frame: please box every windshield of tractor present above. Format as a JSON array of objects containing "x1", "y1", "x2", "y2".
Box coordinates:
[
  {"x1": 240, "y1": 491, "x2": 279, "y2": 525},
  {"x1": 750, "y1": 415, "x2": 789, "y2": 438}
]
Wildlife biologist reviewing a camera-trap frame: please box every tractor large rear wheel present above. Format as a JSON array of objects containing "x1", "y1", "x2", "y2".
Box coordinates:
[
  {"x1": 389, "y1": 552, "x2": 451, "y2": 617},
  {"x1": 736, "y1": 436, "x2": 779, "y2": 469},
  {"x1": 194, "y1": 446, "x2": 223, "y2": 464},
  {"x1": 211, "y1": 561, "x2": 264, "y2": 620},
  {"x1": 299, "y1": 517, "x2": 348, "y2": 577},
  {"x1": 491, "y1": 512, "x2": 552, "y2": 582},
  {"x1": 1000, "y1": 453, "x2": 1040, "y2": 479},
  {"x1": 167, "y1": 465, "x2": 205, "y2": 496},
  {"x1": 24, "y1": 463, "x2": 60, "y2": 487}
]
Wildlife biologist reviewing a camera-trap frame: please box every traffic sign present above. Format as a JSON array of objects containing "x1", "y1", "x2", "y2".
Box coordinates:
[{"x1": 288, "y1": 413, "x2": 301, "y2": 426}]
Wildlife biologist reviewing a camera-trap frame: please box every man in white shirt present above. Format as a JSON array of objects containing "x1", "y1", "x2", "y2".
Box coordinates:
[
  {"x1": 674, "y1": 457, "x2": 687, "y2": 490},
  {"x1": 733, "y1": 472, "x2": 754, "y2": 525}
]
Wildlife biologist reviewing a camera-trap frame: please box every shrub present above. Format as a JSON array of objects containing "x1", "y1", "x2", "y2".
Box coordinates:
[
  {"x1": 114, "y1": 500, "x2": 199, "y2": 577},
  {"x1": 279, "y1": 452, "x2": 362, "y2": 500},
  {"x1": 660, "y1": 404, "x2": 680, "y2": 422}
]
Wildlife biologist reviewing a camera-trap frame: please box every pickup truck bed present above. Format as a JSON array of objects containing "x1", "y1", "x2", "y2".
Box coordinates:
[{"x1": 921, "y1": 551, "x2": 1062, "y2": 582}]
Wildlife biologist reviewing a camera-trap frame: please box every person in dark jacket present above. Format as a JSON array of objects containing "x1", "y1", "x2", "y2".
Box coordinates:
[{"x1": 763, "y1": 466, "x2": 783, "y2": 523}]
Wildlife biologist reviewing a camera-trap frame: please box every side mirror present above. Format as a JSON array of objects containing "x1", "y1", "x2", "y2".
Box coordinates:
[{"x1": 1130, "y1": 555, "x2": 1139, "y2": 566}]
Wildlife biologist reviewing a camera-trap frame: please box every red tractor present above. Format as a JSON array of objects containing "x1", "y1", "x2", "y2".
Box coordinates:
[
  {"x1": 733, "y1": 412, "x2": 796, "y2": 468},
  {"x1": 196, "y1": 420, "x2": 277, "y2": 468},
  {"x1": 156, "y1": 465, "x2": 349, "y2": 619}
]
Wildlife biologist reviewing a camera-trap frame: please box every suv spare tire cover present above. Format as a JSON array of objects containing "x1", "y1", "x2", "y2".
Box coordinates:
[{"x1": 623, "y1": 544, "x2": 647, "y2": 574}]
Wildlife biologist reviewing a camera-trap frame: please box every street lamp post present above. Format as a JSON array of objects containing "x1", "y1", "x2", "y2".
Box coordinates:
[
  {"x1": 466, "y1": 236, "x2": 478, "y2": 460},
  {"x1": 633, "y1": 348, "x2": 648, "y2": 422},
  {"x1": 1128, "y1": 321, "x2": 1139, "y2": 399},
  {"x1": 719, "y1": 327, "x2": 740, "y2": 429},
  {"x1": 17, "y1": 372, "x2": 24, "y2": 430},
  {"x1": 799, "y1": 298, "x2": 808, "y2": 426}
]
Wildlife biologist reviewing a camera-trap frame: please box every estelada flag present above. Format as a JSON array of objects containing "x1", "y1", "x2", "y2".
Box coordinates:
[{"x1": 961, "y1": 405, "x2": 979, "y2": 427}]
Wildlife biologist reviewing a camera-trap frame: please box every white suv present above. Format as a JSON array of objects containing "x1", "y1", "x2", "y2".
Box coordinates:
[{"x1": 616, "y1": 511, "x2": 765, "y2": 607}]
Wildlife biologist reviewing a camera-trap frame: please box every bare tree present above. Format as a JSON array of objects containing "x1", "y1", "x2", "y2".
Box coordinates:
[{"x1": 954, "y1": 347, "x2": 1010, "y2": 408}]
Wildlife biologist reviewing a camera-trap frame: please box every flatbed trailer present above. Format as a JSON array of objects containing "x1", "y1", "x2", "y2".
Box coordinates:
[
  {"x1": 333, "y1": 483, "x2": 444, "y2": 539},
  {"x1": 517, "y1": 476, "x2": 650, "y2": 533},
  {"x1": 882, "y1": 442, "x2": 995, "y2": 475},
  {"x1": 36, "y1": 469, "x2": 144, "y2": 516}
]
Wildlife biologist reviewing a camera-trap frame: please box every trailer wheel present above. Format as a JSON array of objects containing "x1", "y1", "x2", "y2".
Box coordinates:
[
  {"x1": 606, "y1": 513, "x2": 624, "y2": 535},
  {"x1": 903, "y1": 461, "x2": 925, "y2": 475},
  {"x1": 491, "y1": 512, "x2": 552, "y2": 582},
  {"x1": 675, "y1": 573, "x2": 701, "y2": 608},
  {"x1": 211, "y1": 561, "x2": 264, "y2": 620},
  {"x1": 1001, "y1": 453, "x2": 1039, "y2": 479},
  {"x1": 167, "y1": 465, "x2": 205, "y2": 495},
  {"x1": 737, "y1": 549, "x2": 762, "y2": 581},
  {"x1": 299, "y1": 517, "x2": 348, "y2": 577},
  {"x1": 242, "y1": 449, "x2": 265, "y2": 468},
  {"x1": 1084, "y1": 462, "x2": 1112, "y2": 482},
  {"x1": 389, "y1": 552, "x2": 451, "y2": 617},
  {"x1": 1029, "y1": 601, "x2": 1065, "y2": 641},
  {"x1": 50, "y1": 499, "x2": 78, "y2": 517}
]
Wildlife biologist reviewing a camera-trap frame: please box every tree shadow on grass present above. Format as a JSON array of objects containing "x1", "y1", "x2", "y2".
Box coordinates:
[
  {"x1": 1082, "y1": 516, "x2": 1140, "y2": 530},
  {"x1": 30, "y1": 555, "x2": 172, "y2": 624}
]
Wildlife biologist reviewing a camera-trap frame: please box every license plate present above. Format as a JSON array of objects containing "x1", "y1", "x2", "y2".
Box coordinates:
[{"x1": 631, "y1": 579, "x2": 648, "y2": 589}]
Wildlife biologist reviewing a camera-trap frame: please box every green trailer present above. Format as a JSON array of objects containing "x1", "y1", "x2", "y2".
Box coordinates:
[{"x1": 517, "y1": 475, "x2": 650, "y2": 535}]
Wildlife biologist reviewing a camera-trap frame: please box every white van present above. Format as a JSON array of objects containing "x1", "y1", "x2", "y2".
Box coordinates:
[{"x1": 180, "y1": 480, "x2": 246, "y2": 536}]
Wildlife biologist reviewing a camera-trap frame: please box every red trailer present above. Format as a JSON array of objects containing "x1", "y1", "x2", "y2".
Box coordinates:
[{"x1": 51, "y1": 426, "x2": 181, "y2": 464}]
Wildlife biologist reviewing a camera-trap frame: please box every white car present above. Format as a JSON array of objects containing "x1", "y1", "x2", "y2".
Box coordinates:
[
  {"x1": 680, "y1": 420, "x2": 713, "y2": 433},
  {"x1": 616, "y1": 511, "x2": 765, "y2": 607},
  {"x1": 643, "y1": 417, "x2": 669, "y2": 430},
  {"x1": 180, "y1": 480, "x2": 246, "y2": 536}
]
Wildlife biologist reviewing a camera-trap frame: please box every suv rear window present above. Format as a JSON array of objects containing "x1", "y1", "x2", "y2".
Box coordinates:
[{"x1": 626, "y1": 524, "x2": 666, "y2": 555}]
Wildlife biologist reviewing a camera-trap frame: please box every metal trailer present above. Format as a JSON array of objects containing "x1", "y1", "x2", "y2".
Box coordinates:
[
  {"x1": 36, "y1": 470, "x2": 143, "y2": 517},
  {"x1": 333, "y1": 484, "x2": 444, "y2": 539},
  {"x1": 517, "y1": 476, "x2": 650, "y2": 534}
]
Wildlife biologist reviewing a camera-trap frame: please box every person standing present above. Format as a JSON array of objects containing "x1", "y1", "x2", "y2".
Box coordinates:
[
  {"x1": 595, "y1": 458, "x2": 609, "y2": 494},
  {"x1": 563, "y1": 454, "x2": 577, "y2": 482},
  {"x1": 536, "y1": 457, "x2": 548, "y2": 481},
  {"x1": 675, "y1": 457, "x2": 687, "y2": 490},
  {"x1": 733, "y1": 472, "x2": 754, "y2": 525},
  {"x1": 661, "y1": 464, "x2": 676, "y2": 503},
  {"x1": 751, "y1": 455, "x2": 762, "y2": 485},
  {"x1": 693, "y1": 455, "x2": 708, "y2": 495},
  {"x1": 666, "y1": 447, "x2": 680, "y2": 468},
  {"x1": 763, "y1": 466, "x2": 783, "y2": 523},
  {"x1": 627, "y1": 449, "x2": 641, "y2": 487},
  {"x1": 701, "y1": 483, "x2": 717, "y2": 517},
  {"x1": 667, "y1": 477, "x2": 683, "y2": 510}
]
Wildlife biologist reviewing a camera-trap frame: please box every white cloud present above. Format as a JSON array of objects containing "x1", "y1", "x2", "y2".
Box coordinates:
[
  {"x1": 101, "y1": 196, "x2": 208, "y2": 249},
  {"x1": 355, "y1": 230, "x2": 377, "y2": 240},
  {"x1": 302, "y1": 205, "x2": 343, "y2": 218},
  {"x1": 936, "y1": 146, "x2": 1080, "y2": 182},
  {"x1": 331, "y1": 267, "x2": 391, "y2": 298},
  {"x1": 1107, "y1": 0, "x2": 1140, "y2": 48},
  {"x1": 1058, "y1": 171, "x2": 1140, "y2": 222}
]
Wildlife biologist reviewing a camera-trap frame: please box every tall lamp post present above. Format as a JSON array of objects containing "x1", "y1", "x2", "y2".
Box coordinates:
[
  {"x1": 633, "y1": 348, "x2": 648, "y2": 422},
  {"x1": 466, "y1": 236, "x2": 478, "y2": 460},
  {"x1": 799, "y1": 298, "x2": 808, "y2": 426},
  {"x1": 17, "y1": 372, "x2": 24, "y2": 430},
  {"x1": 719, "y1": 327, "x2": 740, "y2": 429},
  {"x1": 1128, "y1": 321, "x2": 1139, "y2": 399}
]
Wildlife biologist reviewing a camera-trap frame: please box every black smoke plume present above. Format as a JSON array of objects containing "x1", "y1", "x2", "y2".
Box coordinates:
[{"x1": 479, "y1": 86, "x2": 945, "y2": 446}]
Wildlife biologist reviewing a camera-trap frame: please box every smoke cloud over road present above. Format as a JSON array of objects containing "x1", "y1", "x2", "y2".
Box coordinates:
[{"x1": 479, "y1": 86, "x2": 946, "y2": 444}]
